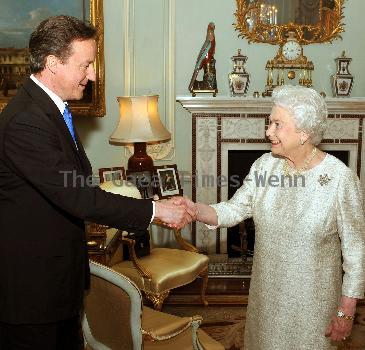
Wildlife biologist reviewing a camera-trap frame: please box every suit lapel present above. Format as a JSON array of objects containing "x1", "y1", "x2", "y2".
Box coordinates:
[
  {"x1": 73, "y1": 129, "x2": 92, "y2": 176},
  {"x1": 22, "y1": 78, "x2": 90, "y2": 173}
]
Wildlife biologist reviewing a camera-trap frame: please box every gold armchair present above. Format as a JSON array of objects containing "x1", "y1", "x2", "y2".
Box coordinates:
[
  {"x1": 83, "y1": 260, "x2": 223, "y2": 350},
  {"x1": 99, "y1": 180, "x2": 209, "y2": 310},
  {"x1": 115, "y1": 222, "x2": 209, "y2": 310}
]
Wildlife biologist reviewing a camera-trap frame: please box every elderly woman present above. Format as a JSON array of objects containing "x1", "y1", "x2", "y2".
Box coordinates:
[{"x1": 178, "y1": 85, "x2": 365, "y2": 349}]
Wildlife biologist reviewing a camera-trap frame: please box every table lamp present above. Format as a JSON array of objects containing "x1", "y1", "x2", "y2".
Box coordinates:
[{"x1": 109, "y1": 95, "x2": 171, "y2": 171}]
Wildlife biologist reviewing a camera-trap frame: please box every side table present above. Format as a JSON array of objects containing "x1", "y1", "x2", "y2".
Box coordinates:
[{"x1": 87, "y1": 228, "x2": 121, "y2": 266}]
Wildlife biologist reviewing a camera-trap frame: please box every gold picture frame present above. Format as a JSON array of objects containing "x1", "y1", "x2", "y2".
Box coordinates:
[{"x1": 0, "y1": 0, "x2": 105, "y2": 117}]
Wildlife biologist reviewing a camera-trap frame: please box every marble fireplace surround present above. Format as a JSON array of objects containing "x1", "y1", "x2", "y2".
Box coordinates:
[{"x1": 177, "y1": 96, "x2": 365, "y2": 263}]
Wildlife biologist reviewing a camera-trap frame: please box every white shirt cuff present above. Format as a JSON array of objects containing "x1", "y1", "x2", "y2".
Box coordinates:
[{"x1": 150, "y1": 201, "x2": 156, "y2": 223}]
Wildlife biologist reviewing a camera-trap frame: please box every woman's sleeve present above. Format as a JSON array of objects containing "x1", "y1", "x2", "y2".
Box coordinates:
[
  {"x1": 208, "y1": 157, "x2": 261, "y2": 229},
  {"x1": 337, "y1": 169, "x2": 365, "y2": 298}
]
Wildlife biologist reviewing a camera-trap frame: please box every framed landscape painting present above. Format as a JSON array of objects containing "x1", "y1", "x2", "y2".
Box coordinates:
[{"x1": 0, "y1": 0, "x2": 105, "y2": 117}]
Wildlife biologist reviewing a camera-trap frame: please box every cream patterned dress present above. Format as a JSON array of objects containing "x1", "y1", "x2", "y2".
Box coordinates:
[{"x1": 210, "y1": 153, "x2": 365, "y2": 350}]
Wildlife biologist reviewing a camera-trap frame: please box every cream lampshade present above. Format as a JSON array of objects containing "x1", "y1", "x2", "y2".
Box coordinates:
[{"x1": 109, "y1": 95, "x2": 171, "y2": 171}]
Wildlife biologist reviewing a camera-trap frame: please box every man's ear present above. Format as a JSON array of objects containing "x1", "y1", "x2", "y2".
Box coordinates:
[{"x1": 45, "y1": 55, "x2": 59, "y2": 74}]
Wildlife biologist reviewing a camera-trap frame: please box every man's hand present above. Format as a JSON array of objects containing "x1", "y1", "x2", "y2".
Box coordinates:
[
  {"x1": 172, "y1": 196, "x2": 197, "y2": 217},
  {"x1": 171, "y1": 196, "x2": 218, "y2": 226},
  {"x1": 154, "y1": 197, "x2": 197, "y2": 229}
]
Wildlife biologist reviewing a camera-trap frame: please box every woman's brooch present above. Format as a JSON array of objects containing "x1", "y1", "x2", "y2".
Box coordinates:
[{"x1": 318, "y1": 174, "x2": 331, "y2": 186}]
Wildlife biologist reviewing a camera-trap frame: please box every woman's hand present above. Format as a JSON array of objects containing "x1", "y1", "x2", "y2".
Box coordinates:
[
  {"x1": 325, "y1": 296, "x2": 357, "y2": 342},
  {"x1": 325, "y1": 314, "x2": 353, "y2": 342}
]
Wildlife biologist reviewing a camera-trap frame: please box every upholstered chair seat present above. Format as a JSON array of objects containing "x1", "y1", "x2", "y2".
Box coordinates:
[
  {"x1": 83, "y1": 261, "x2": 223, "y2": 350},
  {"x1": 112, "y1": 247, "x2": 209, "y2": 294}
]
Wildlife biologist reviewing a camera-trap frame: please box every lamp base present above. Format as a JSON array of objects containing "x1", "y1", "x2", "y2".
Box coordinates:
[{"x1": 128, "y1": 142, "x2": 154, "y2": 172}]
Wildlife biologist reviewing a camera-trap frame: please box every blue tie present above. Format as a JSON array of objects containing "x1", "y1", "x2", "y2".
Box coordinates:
[{"x1": 63, "y1": 105, "x2": 76, "y2": 143}]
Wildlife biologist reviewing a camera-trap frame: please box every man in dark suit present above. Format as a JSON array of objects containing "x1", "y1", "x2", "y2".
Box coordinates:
[{"x1": 0, "y1": 15, "x2": 194, "y2": 350}]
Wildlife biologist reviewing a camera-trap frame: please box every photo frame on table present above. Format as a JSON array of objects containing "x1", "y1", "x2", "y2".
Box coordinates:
[
  {"x1": 126, "y1": 169, "x2": 155, "y2": 199},
  {"x1": 98, "y1": 167, "x2": 126, "y2": 183},
  {"x1": 153, "y1": 164, "x2": 183, "y2": 199},
  {"x1": 0, "y1": 0, "x2": 105, "y2": 117}
]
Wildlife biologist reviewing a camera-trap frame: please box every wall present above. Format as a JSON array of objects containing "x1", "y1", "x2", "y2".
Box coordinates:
[{"x1": 76, "y1": 0, "x2": 365, "y2": 189}]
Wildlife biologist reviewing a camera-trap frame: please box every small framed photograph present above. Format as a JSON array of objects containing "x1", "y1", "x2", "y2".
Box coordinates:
[
  {"x1": 126, "y1": 170, "x2": 155, "y2": 199},
  {"x1": 153, "y1": 165, "x2": 183, "y2": 199},
  {"x1": 99, "y1": 167, "x2": 126, "y2": 183}
]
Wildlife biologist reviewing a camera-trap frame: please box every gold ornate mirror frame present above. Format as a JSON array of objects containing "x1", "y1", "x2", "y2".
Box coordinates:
[{"x1": 234, "y1": 0, "x2": 345, "y2": 45}]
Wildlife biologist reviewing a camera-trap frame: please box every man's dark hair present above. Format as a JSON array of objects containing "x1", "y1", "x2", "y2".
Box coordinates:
[{"x1": 29, "y1": 15, "x2": 97, "y2": 73}]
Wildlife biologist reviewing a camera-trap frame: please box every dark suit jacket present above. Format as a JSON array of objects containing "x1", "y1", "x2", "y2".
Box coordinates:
[{"x1": 0, "y1": 78, "x2": 153, "y2": 324}]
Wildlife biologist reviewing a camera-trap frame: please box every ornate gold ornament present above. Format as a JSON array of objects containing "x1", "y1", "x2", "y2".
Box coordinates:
[
  {"x1": 144, "y1": 290, "x2": 170, "y2": 311},
  {"x1": 234, "y1": 0, "x2": 345, "y2": 45},
  {"x1": 287, "y1": 70, "x2": 296, "y2": 80}
]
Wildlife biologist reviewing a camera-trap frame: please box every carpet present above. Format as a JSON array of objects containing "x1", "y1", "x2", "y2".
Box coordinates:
[{"x1": 163, "y1": 305, "x2": 365, "y2": 350}]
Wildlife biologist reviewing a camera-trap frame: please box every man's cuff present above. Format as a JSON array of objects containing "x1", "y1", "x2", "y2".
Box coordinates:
[{"x1": 150, "y1": 201, "x2": 156, "y2": 223}]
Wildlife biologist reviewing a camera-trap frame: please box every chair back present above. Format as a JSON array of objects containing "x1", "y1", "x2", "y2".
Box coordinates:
[{"x1": 83, "y1": 261, "x2": 143, "y2": 350}]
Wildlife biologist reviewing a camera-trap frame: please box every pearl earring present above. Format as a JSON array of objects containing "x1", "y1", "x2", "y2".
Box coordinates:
[{"x1": 300, "y1": 138, "x2": 304, "y2": 145}]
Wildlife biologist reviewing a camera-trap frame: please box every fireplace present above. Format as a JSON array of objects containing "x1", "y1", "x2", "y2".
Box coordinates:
[
  {"x1": 177, "y1": 96, "x2": 365, "y2": 276},
  {"x1": 227, "y1": 150, "x2": 267, "y2": 258}
]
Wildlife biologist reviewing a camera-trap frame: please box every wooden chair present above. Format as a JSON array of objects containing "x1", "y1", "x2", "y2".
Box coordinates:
[
  {"x1": 99, "y1": 180, "x2": 209, "y2": 310},
  {"x1": 83, "y1": 260, "x2": 223, "y2": 350}
]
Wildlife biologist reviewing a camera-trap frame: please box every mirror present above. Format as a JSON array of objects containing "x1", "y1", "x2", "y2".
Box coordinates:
[{"x1": 234, "y1": 0, "x2": 345, "y2": 45}]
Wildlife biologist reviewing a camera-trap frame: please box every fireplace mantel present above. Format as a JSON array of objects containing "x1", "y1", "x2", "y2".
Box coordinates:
[{"x1": 177, "y1": 96, "x2": 365, "y2": 114}]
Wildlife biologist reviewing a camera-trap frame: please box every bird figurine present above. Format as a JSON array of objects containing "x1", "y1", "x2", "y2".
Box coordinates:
[{"x1": 188, "y1": 22, "x2": 218, "y2": 96}]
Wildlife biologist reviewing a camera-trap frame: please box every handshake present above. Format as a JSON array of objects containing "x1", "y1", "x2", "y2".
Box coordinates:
[{"x1": 154, "y1": 196, "x2": 198, "y2": 229}]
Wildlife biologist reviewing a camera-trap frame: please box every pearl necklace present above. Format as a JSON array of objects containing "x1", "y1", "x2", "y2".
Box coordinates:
[{"x1": 283, "y1": 147, "x2": 318, "y2": 176}]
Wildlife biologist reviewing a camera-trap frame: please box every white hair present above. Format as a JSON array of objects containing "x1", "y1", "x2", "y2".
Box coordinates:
[{"x1": 272, "y1": 85, "x2": 328, "y2": 145}]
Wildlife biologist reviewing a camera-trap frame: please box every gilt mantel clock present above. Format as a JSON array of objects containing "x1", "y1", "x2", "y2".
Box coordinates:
[{"x1": 263, "y1": 31, "x2": 314, "y2": 97}]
